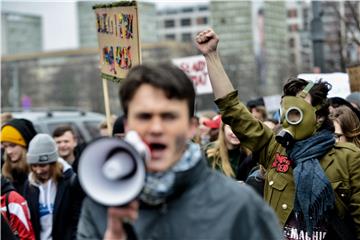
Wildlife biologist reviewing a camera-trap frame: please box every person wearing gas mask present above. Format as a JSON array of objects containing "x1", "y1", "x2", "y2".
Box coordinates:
[{"x1": 195, "y1": 29, "x2": 360, "y2": 240}]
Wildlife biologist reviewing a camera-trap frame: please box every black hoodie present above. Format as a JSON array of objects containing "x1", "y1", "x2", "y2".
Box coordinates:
[{"x1": 1, "y1": 176, "x2": 16, "y2": 195}]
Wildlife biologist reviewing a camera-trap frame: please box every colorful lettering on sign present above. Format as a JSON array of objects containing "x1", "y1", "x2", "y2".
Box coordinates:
[
  {"x1": 192, "y1": 60, "x2": 206, "y2": 72},
  {"x1": 97, "y1": 12, "x2": 133, "y2": 38},
  {"x1": 117, "y1": 14, "x2": 133, "y2": 39},
  {"x1": 177, "y1": 60, "x2": 208, "y2": 87},
  {"x1": 116, "y1": 46, "x2": 132, "y2": 69},
  {"x1": 97, "y1": 13, "x2": 109, "y2": 33},
  {"x1": 103, "y1": 46, "x2": 117, "y2": 74}
]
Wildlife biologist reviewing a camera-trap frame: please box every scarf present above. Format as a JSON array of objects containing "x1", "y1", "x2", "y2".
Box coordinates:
[
  {"x1": 139, "y1": 142, "x2": 202, "y2": 205},
  {"x1": 287, "y1": 130, "x2": 335, "y2": 234}
]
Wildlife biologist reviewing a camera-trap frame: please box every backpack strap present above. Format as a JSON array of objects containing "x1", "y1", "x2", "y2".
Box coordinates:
[{"x1": 5, "y1": 192, "x2": 11, "y2": 222}]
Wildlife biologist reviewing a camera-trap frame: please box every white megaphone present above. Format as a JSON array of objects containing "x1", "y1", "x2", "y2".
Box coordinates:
[{"x1": 78, "y1": 131, "x2": 149, "y2": 206}]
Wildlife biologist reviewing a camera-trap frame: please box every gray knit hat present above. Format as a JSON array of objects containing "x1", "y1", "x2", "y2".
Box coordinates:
[
  {"x1": 27, "y1": 133, "x2": 58, "y2": 164},
  {"x1": 346, "y1": 92, "x2": 360, "y2": 109}
]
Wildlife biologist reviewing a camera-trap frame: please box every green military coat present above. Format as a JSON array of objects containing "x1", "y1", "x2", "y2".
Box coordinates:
[{"x1": 216, "y1": 91, "x2": 360, "y2": 238}]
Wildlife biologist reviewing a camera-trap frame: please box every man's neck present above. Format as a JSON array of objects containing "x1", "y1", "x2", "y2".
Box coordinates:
[{"x1": 64, "y1": 155, "x2": 75, "y2": 165}]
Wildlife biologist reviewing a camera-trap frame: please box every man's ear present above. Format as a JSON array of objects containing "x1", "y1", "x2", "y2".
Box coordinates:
[
  {"x1": 74, "y1": 137, "x2": 78, "y2": 147},
  {"x1": 316, "y1": 116, "x2": 325, "y2": 129},
  {"x1": 124, "y1": 118, "x2": 129, "y2": 133},
  {"x1": 187, "y1": 117, "x2": 198, "y2": 139}
]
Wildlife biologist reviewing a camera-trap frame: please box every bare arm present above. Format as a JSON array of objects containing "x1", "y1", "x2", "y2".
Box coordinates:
[{"x1": 195, "y1": 29, "x2": 235, "y2": 99}]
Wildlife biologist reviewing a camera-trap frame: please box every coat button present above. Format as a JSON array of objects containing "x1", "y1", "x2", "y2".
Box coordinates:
[
  {"x1": 269, "y1": 181, "x2": 274, "y2": 186},
  {"x1": 282, "y1": 204, "x2": 287, "y2": 210}
]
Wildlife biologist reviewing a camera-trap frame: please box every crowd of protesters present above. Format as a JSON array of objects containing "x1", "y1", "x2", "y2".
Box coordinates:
[{"x1": 1, "y1": 28, "x2": 360, "y2": 240}]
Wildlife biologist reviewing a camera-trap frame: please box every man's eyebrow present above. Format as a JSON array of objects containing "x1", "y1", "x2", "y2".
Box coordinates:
[{"x1": 160, "y1": 112, "x2": 179, "y2": 117}]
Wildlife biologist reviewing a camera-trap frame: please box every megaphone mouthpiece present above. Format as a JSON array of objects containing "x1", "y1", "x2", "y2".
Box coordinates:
[
  {"x1": 102, "y1": 152, "x2": 136, "y2": 180},
  {"x1": 78, "y1": 137, "x2": 146, "y2": 206}
]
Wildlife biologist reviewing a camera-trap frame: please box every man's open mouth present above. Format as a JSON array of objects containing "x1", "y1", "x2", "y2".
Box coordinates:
[{"x1": 148, "y1": 143, "x2": 167, "y2": 159}]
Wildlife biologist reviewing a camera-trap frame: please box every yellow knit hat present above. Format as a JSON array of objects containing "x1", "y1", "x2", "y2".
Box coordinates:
[{"x1": 1, "y1": 125, "x2": 26, "y2": 147}]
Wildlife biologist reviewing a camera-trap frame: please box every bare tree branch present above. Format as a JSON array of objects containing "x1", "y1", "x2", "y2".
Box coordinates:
[{"x1": 345, "y1": 1, "x2": 360, "y2": 32}]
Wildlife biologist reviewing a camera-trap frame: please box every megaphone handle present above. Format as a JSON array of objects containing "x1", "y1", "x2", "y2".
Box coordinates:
[{"x1": 123, "y1": 222, "x2": 138, "y2": 240}]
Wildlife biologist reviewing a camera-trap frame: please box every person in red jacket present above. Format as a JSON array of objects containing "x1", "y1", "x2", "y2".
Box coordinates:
[{"x1": 1, "y1": 176, "x2": 35, "y2": 239}]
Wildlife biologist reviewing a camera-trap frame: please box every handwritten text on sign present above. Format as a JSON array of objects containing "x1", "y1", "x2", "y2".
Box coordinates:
[
  {"x1": 172, "y1": 55, "x2": 213, "y2": 95},
  {"x1": 94, "y1": 3, "x2": 140, "y2": 80}
]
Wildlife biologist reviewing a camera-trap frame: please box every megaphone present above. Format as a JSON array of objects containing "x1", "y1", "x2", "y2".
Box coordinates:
[{"x1": 78, "y1": 131, "x2": 147, "y2": 206}]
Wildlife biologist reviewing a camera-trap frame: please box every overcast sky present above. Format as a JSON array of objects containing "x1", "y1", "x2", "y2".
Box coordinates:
[{"x1": 1, "y1": 0, "x2": 209, "y2": 51}]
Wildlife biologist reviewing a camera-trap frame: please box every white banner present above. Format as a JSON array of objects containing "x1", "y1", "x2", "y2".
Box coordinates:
[
  {"x1": 172, "y1": 55, "x2": 212, "y2": 95},
  {"x1": 298, "y1": 73, "x2": 351, "y2": 99}
]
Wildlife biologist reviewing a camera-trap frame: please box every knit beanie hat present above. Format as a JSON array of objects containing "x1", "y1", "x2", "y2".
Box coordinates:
[
  {"x1": 1, "y1": 118, "x2": 37, "y2": 149},
  {"x1": 346, "y1": 92, "x2": 360, "y2": 109},
  {"x1": 1, "y1": 125, "x2": 26, "y2": 147},
  {"x1": 27, "y1": 134, "x2": 58, "y2": 165}
]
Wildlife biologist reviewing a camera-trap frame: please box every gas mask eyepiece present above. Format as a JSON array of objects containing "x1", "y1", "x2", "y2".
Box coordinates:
[{"x1": 285, "y1": 107, "x2": 303, "y2": 125}]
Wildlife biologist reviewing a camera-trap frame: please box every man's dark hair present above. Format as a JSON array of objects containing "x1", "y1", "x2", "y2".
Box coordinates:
[
  {"x1": 119, "y1": 63, "x2": 196, "y2": 119},
  {"x1": 52, "y1": 125, "x2": 77, "y2": 138},
  {"x1": 283, "y1": 77, "x2": 334, "y2": 132}
]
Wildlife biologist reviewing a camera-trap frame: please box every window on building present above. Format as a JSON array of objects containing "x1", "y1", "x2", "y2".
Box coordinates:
[
  {"x1": 181, "y1": 18, "x2": 191, "y2": 26},
  {"x1": 287, "y1": 9, "x2": 297, "y2": 18},
  {"x1": 182, "y1": 7, "x2": 193, "y2": 13},
  {"x1": 288, "y1": 24, "x2": 298, "y2": 32},
  {"x1": 196, "y1": 17, "x2": 208, "y2": 25},
  {"x1": 289, "y1": 38, "x2": 295, "y2": 48},
  {"x1": 181, "y1": 33, "x2": 192, "y2": 42},
  {"x1": 165, "y1": 34, "x2": 176, "y2": 40},
  {"x1": 164, "y1": 19, "x2": 175, "y2": 28},
  {"x1": 199, "y1": 6, "x2": 208, "y2": 11},
  {"x1": 290, "y1": 53, "x2": 296, "y2": 63}
]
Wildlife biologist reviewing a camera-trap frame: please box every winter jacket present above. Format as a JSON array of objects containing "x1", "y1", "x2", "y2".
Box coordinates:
[
  {"x1": 1, "y1": 176, "x2": 35, "y2": 240},
  {"x1": 216, "y1": 91, "x2": 360, "y2": 239},
  {"x1": 23, "y1": 169, "x2": 82, "y2": 240},
  {"x1": 77, "y1": 158, "x2": 282, "y2": 240},
  {"x1": 203, "y1": 141, "x2": 256, "y2": 181}
]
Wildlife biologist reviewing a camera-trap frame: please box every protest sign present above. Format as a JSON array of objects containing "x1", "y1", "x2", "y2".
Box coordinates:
[
  {"x1": 94, "y1": 1, "x2": 141, "y2": 82},
  {"x1": 298, "y1": 73, "x2": 351, "y2": 98},
  {"x1": 347, "y1": 64, "x2": 360, "y2": 92},
  {"x1": 172, "y1": 55, "x2": 212, "y2": 94}
]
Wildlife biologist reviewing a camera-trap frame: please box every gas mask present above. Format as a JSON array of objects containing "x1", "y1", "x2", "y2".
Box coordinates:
[{"x1": 275, "y1": 82, "x2": 322, "y2": 148}]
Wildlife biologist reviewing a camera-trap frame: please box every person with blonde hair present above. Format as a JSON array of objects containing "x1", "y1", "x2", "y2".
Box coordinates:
[
  {"x1": 205, "y1": 121, "x2": 254, "y2": 181},
  {"x1": 1, "y1": 118, "x2": 37, "y2": 193},
  {"x1": 331, "y1": 105, "x2": 360, "y2": 148},
  {"x1": 23, "y1": 133, "x2": 82, "y2": 240}
]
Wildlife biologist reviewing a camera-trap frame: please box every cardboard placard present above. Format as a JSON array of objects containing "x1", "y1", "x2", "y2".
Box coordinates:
[
  {"x1": 94, "y1": 1, "x2": 141, "y2": 82},
  {"x1": 172, "y1": 55, "x2": 212, "y2": 95},
  {"x1": 298, "y1": 73, "x2": 351, "y2": 98},
  {"x1": 346, "y1": 64, "x2": 360, "y2": 92}
]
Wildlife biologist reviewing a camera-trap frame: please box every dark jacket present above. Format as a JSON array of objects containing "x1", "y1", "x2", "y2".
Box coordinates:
[
  {"x1": 204, "y1": 142, "x2": 256, "y2": 181},
  {"x1": 9, "y1": 169, "x2": 28, "y2": 194},
  {"x1": 23, "y1": 169, "x2": 82, "y2": 240},
  {"x1": 77, "y1": 159, "x2": 282, "y2": 240},
  {"x1": 216, "y1": 91, "x2": 360, "y2": 239}
]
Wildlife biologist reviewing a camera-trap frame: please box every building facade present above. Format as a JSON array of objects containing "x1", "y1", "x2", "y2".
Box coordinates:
[
  {"x1": 211, "y1": 1, "x2": 288, "y2": 100},
  {"x1": 321, "y1": 1, "x2": 360, "y2": 72},
  {"x1": 157, "y1": 4, "x2": 210, "y2": 43},
  {"x1": 77, "y1": 1, "x2": 158, "y2": 48},
  {"x1": 286, "y1": 0, "x2": 313, "y2": 75},
  {"x1": 1, "y1": 12, "x2": 42, "y2": 55}
]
